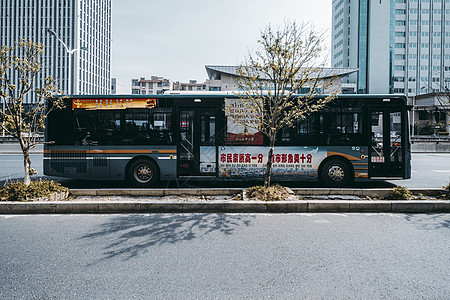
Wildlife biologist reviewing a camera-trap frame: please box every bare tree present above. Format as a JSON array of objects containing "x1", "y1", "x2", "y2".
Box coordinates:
[
  {"x1": 0, "y1": 40, "x2": 64, "y2": 185},
  {"x1": 227, "y1": 21, "x2": 337, "y2": 188}
]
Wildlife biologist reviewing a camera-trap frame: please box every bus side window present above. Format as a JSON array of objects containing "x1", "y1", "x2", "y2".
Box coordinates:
[
  {"x1": 293, "y1": 115, "x2": 316, "y2": 146},
  {"x1": 317, "y1": 105, "x2": 363, "y2": 146},
  {"x1": 73, "y1": 110, "x2": 98, "y2": 145},
  {"x1": 124, "y1": 108, "x2": 173, "y2": 145}
]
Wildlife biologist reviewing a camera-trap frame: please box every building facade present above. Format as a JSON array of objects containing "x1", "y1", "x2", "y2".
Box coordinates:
[
  {"x1": 204, "y1": 65, "x2": 358, "y2": 94},
  {"x1": 332, "y1": 0, "x2": 450, "y2": 96},
  {"x1": 0, "y1": 0, "x2": 111, "y2": 102}
]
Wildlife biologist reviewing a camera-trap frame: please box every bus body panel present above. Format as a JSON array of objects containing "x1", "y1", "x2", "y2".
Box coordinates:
[
  {"x1": 44, "y1": 145, "x2": 178, "y2": 181},
  {"x1": 44, "y1": 94, "x2": 411, "y2": 186}
]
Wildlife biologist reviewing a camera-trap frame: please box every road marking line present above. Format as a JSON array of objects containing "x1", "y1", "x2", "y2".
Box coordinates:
[{"x1": 432, "y1": 170, "x2": 450, "y2": 173}]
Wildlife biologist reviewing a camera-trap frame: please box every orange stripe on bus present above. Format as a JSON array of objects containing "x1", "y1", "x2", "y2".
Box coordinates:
[{"x1": 327, "y1": 151, "x2": 361, "y2": 161}]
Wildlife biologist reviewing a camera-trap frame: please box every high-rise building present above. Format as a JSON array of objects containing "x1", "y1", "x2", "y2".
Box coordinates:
[
  {"x1": 332, "y1": 0, "x2": 450, "y2": 96},
  {"x1": 0, "y1": 0, "x2": 111, "y2": 103}
]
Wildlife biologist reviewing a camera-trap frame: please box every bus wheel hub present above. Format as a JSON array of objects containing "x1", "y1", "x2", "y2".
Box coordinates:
[
  {"x1": 328, "y1": 165, "x2": 345, "y2": 182},
  {"x1": 137, "y1": 166, "x2": 152, "y2": 181}
]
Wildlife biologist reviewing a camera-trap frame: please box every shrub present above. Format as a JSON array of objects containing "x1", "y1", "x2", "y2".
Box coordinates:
[
  {"x1": 246, "y1": 184, "x2": 290, "y2": 201},
  {"x1": 0, "y1": 179, "x2": 68, "y2": 202},
  {"x1": 442, "y1": 183, "x2": 450, "y2": 200},
  {"x1": 389, "y1": 186, "x2": 413, "y2": 200}
]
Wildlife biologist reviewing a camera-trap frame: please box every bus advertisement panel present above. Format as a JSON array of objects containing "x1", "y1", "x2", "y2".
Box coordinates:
[
  {"x1": 225, "y1": 98, "x2": 263, "y2": 145},
  {"x1": 218, "y1": 146, "x2": 327, "y2": 180}
]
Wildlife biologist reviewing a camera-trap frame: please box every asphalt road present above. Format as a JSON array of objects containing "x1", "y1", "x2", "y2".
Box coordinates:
[
  {"x1": 0, "y1": 213, "x2": 449, "y2": 299},
  {"x1": 1, "y1": 153, "x2": 450, "y2": 188}
]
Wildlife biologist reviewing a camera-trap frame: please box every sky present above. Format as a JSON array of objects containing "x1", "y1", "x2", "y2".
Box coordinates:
[{"x1": 111, "y1": 0, "x2": 332, "y2": 93}]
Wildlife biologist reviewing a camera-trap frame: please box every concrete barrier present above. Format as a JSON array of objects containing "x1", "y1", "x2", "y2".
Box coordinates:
[
  {"x1": 1, "y1": 142, "x2": 449, "y2": 154},
  {"x1": 411, "y1": 142, "x2": 450, "y2": 152},
  {"x1": 0, "y1": 143, "x2": 43, "y2": 154}
]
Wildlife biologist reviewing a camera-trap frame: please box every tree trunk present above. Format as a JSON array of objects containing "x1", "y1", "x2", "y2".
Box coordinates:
[
  {"x1": 22, "y1": 147, "x2": 32, "y2": 186},
  {"x1": 264, "y1": 140, "x2": 275, "y2": 188}
]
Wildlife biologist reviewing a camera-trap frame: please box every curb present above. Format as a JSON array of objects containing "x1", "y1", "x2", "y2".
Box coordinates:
[
  {"x1": 69, "y1": 188, "x2": 445, "y2": 198},
  {"x1": 0, "y1": 200, "x2": 449, "y2": 214},
  {"x1": 70, "y1": 188, "x2": 242, "y2": 197}
]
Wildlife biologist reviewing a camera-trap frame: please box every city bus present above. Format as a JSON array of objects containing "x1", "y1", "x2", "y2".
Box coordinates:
[{"x1": 44, "y1": 94, "x2": 411, "y2": 187}]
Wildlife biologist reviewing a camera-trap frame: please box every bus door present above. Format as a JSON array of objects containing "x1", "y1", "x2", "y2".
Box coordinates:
[
  {"x1": 178, "y1": 107, "x2": 217, "y2": 176},
  {"x1": 369, "y1": 107, "x2": 404, "y2": 177}
]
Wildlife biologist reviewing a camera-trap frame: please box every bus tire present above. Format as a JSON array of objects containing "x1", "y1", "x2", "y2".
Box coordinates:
[
  {"x1": 128, "y1": 159, "x2": 159, "y2": 187},
  {"x1": 320, "y1": 159, "x2": 352, "y2": 187}
]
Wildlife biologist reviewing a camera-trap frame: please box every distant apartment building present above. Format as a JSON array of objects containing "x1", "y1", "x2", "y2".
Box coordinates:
[
  {"x1": 111, "y1": 78, "x2": 117, "y2": 94},
  {"x1": 174, "y1": 80, "x2": 206, "y2": 92},
  {"x1": 132, "y1": 77, "x2": 175, "y2": 95},
  {"x1": 0, "y1": 0, "x2": 111, "y2": 102}
]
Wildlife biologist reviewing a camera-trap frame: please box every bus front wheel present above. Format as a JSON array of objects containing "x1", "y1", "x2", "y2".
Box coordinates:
[
  {"x1": 320, "y1": 159, "x2": 352, "y2": 187},
  {"x1": 128, "y1": 159, "x2": 159, "y2": 187}
]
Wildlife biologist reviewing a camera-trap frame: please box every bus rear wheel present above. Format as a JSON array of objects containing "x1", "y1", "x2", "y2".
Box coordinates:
[
  {"x1": 320, "y1": 159, "x2": 352, "y2": 187},
  {"x1": 128, "y1": 159, "x2": 159, "y2": 187}
]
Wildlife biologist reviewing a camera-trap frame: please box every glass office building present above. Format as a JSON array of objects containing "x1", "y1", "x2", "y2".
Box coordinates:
[
  {"x1": 332, "y1": 0, "x2": 450, "y2": 96},
  {"x1": 0, "y1": 0, "x2": 112, "y2": 103}
]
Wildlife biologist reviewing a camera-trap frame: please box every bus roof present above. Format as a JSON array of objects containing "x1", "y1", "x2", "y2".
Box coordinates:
[{"x1": 62, "y1": 93, "x2": 408, "y2": 101}]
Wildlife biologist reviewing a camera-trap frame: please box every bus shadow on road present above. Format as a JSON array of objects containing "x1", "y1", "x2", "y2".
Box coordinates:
[{"x1": 80, "y1": 213, "x2": 255, "y2": 264}]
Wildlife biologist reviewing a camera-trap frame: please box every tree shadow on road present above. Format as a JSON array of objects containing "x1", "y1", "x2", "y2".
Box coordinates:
[
  {"x1": 403, "y1": 213, "x2": 450, "y2": 231},
  {"x1": 81, "y1": 213, "x2": 254, "y2": 263}
]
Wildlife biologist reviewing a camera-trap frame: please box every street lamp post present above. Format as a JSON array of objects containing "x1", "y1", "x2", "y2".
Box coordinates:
[
  {"x1": 47, "y1": 29, "x2": 87, "y2": 95},
  {"x1": 412, "y1": 93, "x2": 416, "y2": 137}
]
